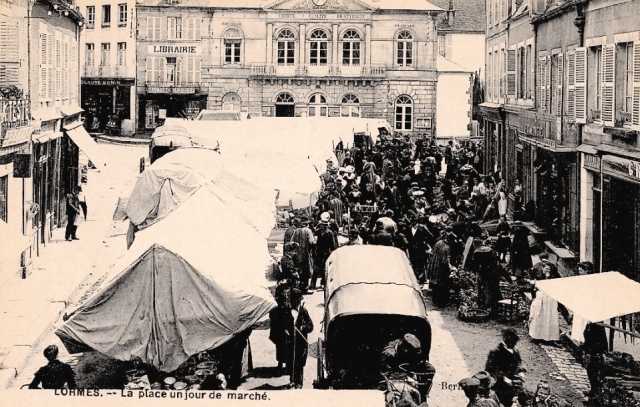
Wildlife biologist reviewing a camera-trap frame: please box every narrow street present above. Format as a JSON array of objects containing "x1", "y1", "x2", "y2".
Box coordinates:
[{"x1": 6, "y1": 144, "x2": 585, "y2": 406}]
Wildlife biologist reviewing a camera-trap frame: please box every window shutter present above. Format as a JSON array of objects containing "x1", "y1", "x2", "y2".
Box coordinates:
[
  {"x1": 159, "y1": 57, "x2": 166, "y2": 82},
  {"x1": 507, "y1": 48, "x2": 516, "y2": 97},
  {"x1": 545, "y1": 55, "x2": 551, "y2": 112},
  {"x1": 168, "y1": 17, "x2": 175, "y2": 40},
  {"x1": 574, "y1": 47, "x2": 587, "y2": 123},
  {"x1": 146, "y1": 17, "x2": 152, "y2": 40},
  {"x1": 40, "y1": 33, "x2": 48, "y2": 98},
  {"x1": 0, "y1": 21, "x2": 20, "y2": 86},
  {"x1": 176, "y1": 57, "x2": 183, "y2": 83},
  {"x1": 567, "y1": 51, "x2": 575, "y2": 121},
  {"x1": 145, "y1": 57, "x2": 152, "y2": 82},
  {"x1": 195, "y1": 18, "x2": 202, "y2": 41},
  {"x1": 194, "y1": 58, "x2": 201, "y2": 83},
  {"x1": 601, "y1": 44, "x2": 615, "y2": 126},
  {"x1": 631, "y1": 40, "x2": 640, "y2": 129},
  {"x1": 557, "y1": 53, "x2": 563, "y2": 116},
  {"x1": 185, "y1": 18, "x2": 192, "y2": 40},
  {"x1": 538, "y1": 55, "x2": 547, "y2": 111}
]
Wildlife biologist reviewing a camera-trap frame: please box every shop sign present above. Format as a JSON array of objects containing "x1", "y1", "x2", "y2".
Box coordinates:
[
  {"x1": 628, "y1": 160, "x2": 640, "y2": 180},
  {"x1": 148, "y1": 45, "x2": 201, "y2": 55},
  {"x1": 277, "y1": 12, "x2": 369, "y2": 21},
  {"x1": 81, "y1": 78, "x2": 135, "y2": 86},
  {"x1": 583, "y1": 154, "x2": 601, "y2": 171},
  {"x1": 147, "y1": 87, "x2": 196, "y2": 94},
  {"x1": 158, "y1": 109, "x2": 167, "y2": 119},
  {"x1": 0, "y1": 98, "x2": 30, "y2": 139}
]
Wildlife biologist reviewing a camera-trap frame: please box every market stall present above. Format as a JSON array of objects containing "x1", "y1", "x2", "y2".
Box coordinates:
[
  {"x1": 56, "y1": 187, "x2": 276, "y2": 374},
  {"x1": 124, "y1": 149, "x2": 277, "y2": 239}
]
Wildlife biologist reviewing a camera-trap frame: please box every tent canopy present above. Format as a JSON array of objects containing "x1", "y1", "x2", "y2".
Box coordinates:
[
  {"x1": 536, "y1": 272, "x2": 640, "y2": 323},
  {"x1": 56, "y1": 188, "x2": 276, "y2": 372},
  {"x1": 125, "y1": 149, "x2": 276, "y2": 236}
]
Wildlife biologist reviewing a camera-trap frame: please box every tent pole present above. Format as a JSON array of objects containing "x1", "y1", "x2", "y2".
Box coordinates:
[{"x1": 609, "y1": 317, "x2": 615, "y2": 352}]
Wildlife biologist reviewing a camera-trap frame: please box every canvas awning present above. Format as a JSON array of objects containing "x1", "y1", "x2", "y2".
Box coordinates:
[
  {"x1": 536, "y1": 272, "x2": 640, "y2": 325},
  {"x1": 64, "y1": 123, "x2": 106, "y2": 168},
  {"x1": 31, "y1": 107, "x2": 62, "y2": 122},
  {"x1": 61, "y1": 104, "x2": 84, "y2": 117},
  {"x1": 1, "y1": 125, "x2": 35, "y2": 148}
]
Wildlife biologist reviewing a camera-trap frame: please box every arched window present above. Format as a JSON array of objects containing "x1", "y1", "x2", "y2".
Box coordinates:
[
  {"x1": 342, "y1": 29, "x2": 361, "y2": 66},
  {"x1": 309, "y1": 29, "x2": 328, "y2": 65},
  {"x1": 224, "y1": 28, "x2": 242, "y2": 65},
  {"x1": 222, "y1": 92, "x2": 241, "y2": 110},
  {"x1": 277, "y1": 29, "x2": 296, "y2": 65},
  {"x1": 394, "y1": 95, "x2": 413, "y2": 130},
  {"x1": 396, "y1": 31, "x2": 413, "y2": 67},
  {"x1": 308, "y1": 93, "x2": 327, "y2": 117},
  {"x1": 276, "y1": 93, "x2": 295, "y2": 104},
  {"x1": 341, "y1": 93, "x2": 360, "y2": 117}
]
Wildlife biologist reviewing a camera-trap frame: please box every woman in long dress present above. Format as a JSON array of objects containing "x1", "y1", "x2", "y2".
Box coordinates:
[{"x1": 528, "y1": 287, "x2": 560, "y2": 342}]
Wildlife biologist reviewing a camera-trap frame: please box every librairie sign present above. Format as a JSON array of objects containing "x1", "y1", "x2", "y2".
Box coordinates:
[{"x1": 148, "y1": 45, "x2": 201, "y2": 55}]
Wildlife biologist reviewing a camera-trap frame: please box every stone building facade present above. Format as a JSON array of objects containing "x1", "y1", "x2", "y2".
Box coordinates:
[{"x1": 135, "y1": 0, "x2": 443, "y2": 135}]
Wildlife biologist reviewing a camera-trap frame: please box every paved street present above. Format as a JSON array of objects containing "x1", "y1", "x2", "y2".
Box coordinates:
[{"x1": 4, "y1": 142, "x2": 587, "y2": 406}]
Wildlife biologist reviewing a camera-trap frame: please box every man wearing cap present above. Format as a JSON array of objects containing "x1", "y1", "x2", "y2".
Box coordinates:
[
  {"x1": 29, "y1": 345, "x2": 76, "y2": 389},
  {"x1": 380, "y1": 333, "x2": 422, "y2": 377},
  {"x1": 284, "y1": 217, "x2": 299, "y2": 245},
  {"x1": 473, "y1": 371, "x2": 503, "y2": 407},
  {"x1": 459, "y1": 377, "x2": 500, "y2": 407}
]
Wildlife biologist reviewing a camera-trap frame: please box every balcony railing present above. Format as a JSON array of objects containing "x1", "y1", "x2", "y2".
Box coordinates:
[
  {"x1": 145, "y1": 81, "x2": 202, "y2": 94},
  {"x1": 251, "y1": 63, "x2": 386, "y2": 78}
]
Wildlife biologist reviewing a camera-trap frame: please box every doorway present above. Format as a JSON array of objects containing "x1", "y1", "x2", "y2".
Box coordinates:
[{"x1": 275, "y1": 92, "x2": 295, "y2": 117}]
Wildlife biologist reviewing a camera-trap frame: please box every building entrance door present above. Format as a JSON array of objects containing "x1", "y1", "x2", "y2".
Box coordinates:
[{"x1": 275, "y1": 93, "x2": 295, "y2": 117}]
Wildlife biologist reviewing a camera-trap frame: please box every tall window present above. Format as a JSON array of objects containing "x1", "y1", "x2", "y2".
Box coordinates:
[
  {"x1": 309, "y1": 29, "x2": 328, "y2": 65},
  {"x1": 589, "y1": 46, "x2": 603, "y2": 117},
  {"x1": 277, "y1": 29, "x2": 296, "y2": 65},
  {"x1": 222, "y1": 93, "x2": 241, "y2": 110},
  {"x1": 100, "y1": 43, "x2": 110, "y2": 66},
  {"x1": 168, "y1": 17, "x2": 183, "y2": 40},
  {"x1": 518, "y1": 47, "x2": 526, "y2": 98},
  {"x1": 118, "y1": 4, "x2": 127, "y2": 26},
  {"x1": 117, "y1": 42, "x2": 126, "y2": 66},
  {"x1": 620, "y1": 42, "x2": 633, "y2": 115},
  {"x1": 102, "y1": 5, "x2": 111, "y2": 27},
  {"x1": 527, "y1": 44, "x2": 533, "y2": 99},
  {"x1": 86, "y1": 6, "x2": 95, "y2": 28},
  {"x1": 86, "y1": 43, "x2": 94, "y2": 66},
  {"x1": 308, "y1": 93, "x2": 327, "y2": 117},
  {"x1": 396, "y1": 31, "x2": 413, "y2": 67},
  {"x1": 165, "y1": 57, "x2": 177, "y2": 82},
  {"x1": 394, "y1": 95, "x2": 413, "y2": 130},
  {"x1": 342, "y1": 29, "x2": 360, "y2": 66},
  {"x1": 147, "y1": 17, "x2": 161, "y2": 41},
  {"x1": 341, "y1": 94, "x2": 360, "y2": 117},
  {"x1": 224, "y1": 29, "x2": 242, "y2": 65}
]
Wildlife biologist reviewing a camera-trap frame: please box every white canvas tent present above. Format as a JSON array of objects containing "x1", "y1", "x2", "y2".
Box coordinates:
[
  {"x1": 536, "y1": 272, "x2": 640, "y2": 342},
  {"x1": 56, "y1": 188, "x2": 276, "y2": 372},
  {"x1": 125, "y1": 149, "x2": 277, "y2": 237},
  {"x1": 225, "y1": 150, "x2": 323, "y2": 209}
]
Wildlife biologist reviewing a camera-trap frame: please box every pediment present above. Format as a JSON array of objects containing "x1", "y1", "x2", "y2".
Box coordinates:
[{"x1": 265, "y1": 0, "x2": 374, "y2": 12}]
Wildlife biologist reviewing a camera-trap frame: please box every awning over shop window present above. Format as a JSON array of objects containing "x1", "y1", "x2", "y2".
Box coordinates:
[
  {"x1": 64, "y1": 123, "x2": 106, "y2": 168},
  {"x1": 2, "y1": 125, "x2": 35, "y2": 148},
  {"x1": 576, "y1": 144, "x2": 598, "y2": 155},
  {"x1": 31, "y1": 107, "x2": 62, "y2": 122},
  {"x1": 602, "y1": 154, "x2": 640, "y2": 185},
  {"x1": 34, "y1": 131, "x2": 63, "y2": 143},
  {"x1": 61, "y1": 105, "x2": 84, "y2": 117}
]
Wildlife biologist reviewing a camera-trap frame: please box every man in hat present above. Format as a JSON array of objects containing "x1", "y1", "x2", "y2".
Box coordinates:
[
  {"x1": 29, "y1": 345, "x2": 76, "y2": 389},
  {"x1": 342, "y1": 228, "x2": 362, "y2": 246},
  {"x1": 406, "y1": 213, "x2": 434, "y2": 284},
  {"x1": 279, "y1": 242, "x2": 300, "y2": 286},
  {"x1": 310, "y1": 213, "x2": 337, "y2": 290},
  {"x1": 459, "y1": 377, "x2": 500, "y2": 407},
  {"x1": 284, "y1": 217, "x2": 299, "y2": 245},
  {"x1": 286, "y1": 288, "x2": 314, "y2": 389},
  {"x1": 290, "y1": 217, "x2": 315, "y2": 293},
  {"x1": 380, "y1": 333, "x2": 422, "y2": 377},
  {"x1": 485, "y1": 328, "x2": 524, "y2": 406},
  {"x1": 473, "y1": 371, "x2": 502, "y2": 406}
]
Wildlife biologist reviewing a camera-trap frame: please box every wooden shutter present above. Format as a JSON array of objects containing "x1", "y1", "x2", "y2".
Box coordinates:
[
  {"x1": 545, "y1": 54, "x2": 551, "y2": 113},
  {"x1": 167, "y1": 17, "x2": 175, "y2": 40},
  {"x1": 557, "y1": 53, "x2": 564, "y2": 116},
  {"x1": 185, "y1": 18, "x2": 193, "y2": 40},
  {"x1": 0, "y1": 20, "x2": 20, "y2": 86},
  {"x1": 601, "y1": 44, "x2": 615, "y2": 126},
  {"x1": 567, "y1": 50, "x2": 575, "y2": 121},
  {"x1": 631, "y1": 40, "x2": 640, "y2": 129},
  {"x1": 40, "y1": 33, "x2": 48, "y2": 98},
  {"x1": 159, "y1": 57, "x2": 166, "y2": 82},
  {"x1": 176, "y1": 57, "x2": 183, "y2": 83},
  {"x1": 574, "y1": 47, "x2": 587, "y2": 123},
  {"x1": 538, "y1": 55, "x2": 547, "y2": 111},
  {"x1": 507, "y1": 48, "x2": 516, "y2": 97},
  {"x1": 194, "y1": 58, "x2": 201, "y2": 83}
]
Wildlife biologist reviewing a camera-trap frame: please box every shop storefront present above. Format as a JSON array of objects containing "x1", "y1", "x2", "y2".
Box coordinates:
[
  {"x1": 601, "y1": 155, "x2": 640, "y2": 282},
  {"x1": 138, "y1": 93, "x2": 207, "y2": 132},
  {"x1": 81, "y1": 78, "x2": 135, "y2": 134}
]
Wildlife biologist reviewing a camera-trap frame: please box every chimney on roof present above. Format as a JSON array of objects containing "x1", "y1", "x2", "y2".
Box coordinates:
[{"x1": 447, "y1": 0, "x2": 456, "y2": 26}]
